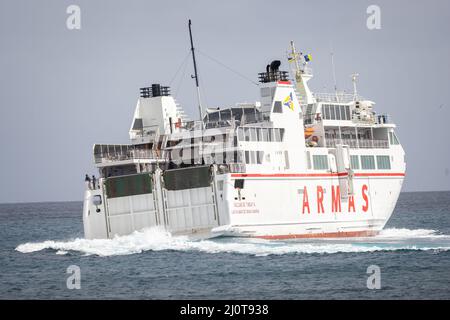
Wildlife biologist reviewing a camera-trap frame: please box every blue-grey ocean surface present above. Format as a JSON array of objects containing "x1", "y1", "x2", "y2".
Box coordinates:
[{"x1": 1, "y1": 191, "x2": 449, "y2": 299}]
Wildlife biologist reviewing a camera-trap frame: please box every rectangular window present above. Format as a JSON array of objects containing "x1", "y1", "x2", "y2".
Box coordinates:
[
  {"x1": 345, "y1": 105, "x2": 351, "y2": 120},
  {"x1": 330, "y1": 105, "x2": 336, "y2": 119},
  {"x1": 245, "y1": 151, "x2": 250, "y2": 164},
  {"x1": 279, "y1": 128, "x2": 285, "y2": 141},
  {"x1": 249, "y1": 128, "x2": 256, "y2": 141},
  {"x1": 389, "y1": 132, "x2": 400, "y2": 145},
  {"x1": 250, "y1": 151, "x2": 256, "y2": 164},
  {"x1": 233, "y1": 151, "x2": 238, "y2": 162},
  {"x1": 361, "y1": 155, "x2": 376, "y2": 170},
  {"x1": 268, "y1": 128, "x2": 273, "y2": 141},
  {"x1": 244, "y1": 128, "x2": 250, "y2": 141},
  {"x1": 340, "y1": 105, "x2": 346, "y2": 120},
  {"x1": 305, "y1": 104, "x2": 313, "y2": 124},
  {"x1": 376, "y1": 155, "x2": 391, "y2": 169},
  {"x1": 273, "y1": 101, "x2": 283, "y2": 113},
  {"x1": 306, "y1": 151, "x2": 312, "y2": 169},
  {"x1": 257, "y1": 151, "x2": 264, "y2": 164},
  {"x1": 313, "y1": 155, "x2": 329, "y2": 170},
  {"x1": 238, "y1": 127, "x2": 244, "y2": 141},
  {"x1": 274, "y1": 128, "x2": 281, "y2": 142},
  {"x1": 256, "y1": 128, "x2": 262, "y2": 141},
  {"x1": 324, "y1": 104, "x2": 330, "y2": 120},
  {"x1": 284, "y1": 151, "x2": 290, "y2": 169},
  {"x1": 262, "y1": 128, "x2": 268, "y2": 142},
  {"x1": 350, "y1": 155, "x2": 360, "y2": 170},
  {"x1": 335, "y1": 105, "x2": 341, "y2": 120},
  {"x1": 236, "y1": 151, "x2": 243, "y2": 163}
]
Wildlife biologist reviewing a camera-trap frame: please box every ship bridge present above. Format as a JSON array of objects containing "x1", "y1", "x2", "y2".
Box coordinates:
[{"x1": 302, "y1": 92, "x2": 397, "y2": 150}]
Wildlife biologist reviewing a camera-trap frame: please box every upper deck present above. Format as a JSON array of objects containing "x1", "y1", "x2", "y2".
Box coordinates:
[{"x1": 90, "y1": 50, "x2": 403, "y2": 178}]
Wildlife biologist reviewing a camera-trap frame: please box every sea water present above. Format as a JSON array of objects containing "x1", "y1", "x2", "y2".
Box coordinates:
[{"x1": 1, "y1": 192, "x2": 449, "y2": 299}]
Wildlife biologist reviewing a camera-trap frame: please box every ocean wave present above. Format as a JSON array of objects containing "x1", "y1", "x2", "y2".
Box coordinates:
[
  {"x1": 377, "y1": 228, "x2": 447, "y2": 238},
  {"x1": 15, "y1": 227, "x2": 450, "y2": 257}
]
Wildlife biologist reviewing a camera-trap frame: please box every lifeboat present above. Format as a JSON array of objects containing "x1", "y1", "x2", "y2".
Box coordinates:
[{"x1": 304, "y1": 127, "x2": 314, "y2": 139}]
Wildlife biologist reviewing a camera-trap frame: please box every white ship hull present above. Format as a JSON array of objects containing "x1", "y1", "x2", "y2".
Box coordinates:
[
  {"x1": 83, "y1": 167, "x2": 404, "y2": 240},
  {"x1": 219, "y1": 173, "x2": 403, "y2": 239}
]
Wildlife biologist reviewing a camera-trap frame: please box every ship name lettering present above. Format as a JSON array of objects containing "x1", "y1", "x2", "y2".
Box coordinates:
[{"x1": 301, "y1": 184, "x2": 370, "y2": 214}]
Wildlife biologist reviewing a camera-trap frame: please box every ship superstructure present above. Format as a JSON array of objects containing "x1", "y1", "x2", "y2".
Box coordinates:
[{"x1": 82, "y1": 33, "x2": 405, "y2": 240}]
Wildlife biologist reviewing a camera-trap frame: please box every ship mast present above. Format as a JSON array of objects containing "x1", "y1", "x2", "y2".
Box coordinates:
[
  {"x1": 287, "y1": 40, "x2": 315, "y2": 105},
  {"x1": 351, "y1": 73, "x2": 359, "y2": 101},
  {"x1": 188, "y1": 19, "x2": 203, "y2": 123},
  {"x1": 288, "y1": 40, "x2": 302, "y2": 81}
]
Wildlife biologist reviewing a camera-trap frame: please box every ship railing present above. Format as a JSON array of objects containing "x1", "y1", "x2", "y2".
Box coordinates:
[
  {"x1": 130, "y1": 125, "x2": 159, "y2": 139},
  {"x1": 325, "y1": 138, "x2": 389, "y2": 149},
  {"x1": 204, "y1": 112, "x2": 271, "y2": 129},
  {"x1": 94, "y1": 145, "x2": 168, "y2": 164},
  {"x1": 228, "y1": 162, "x2": 246, "y2": 173},
  {"x1": 302, "y1": 66, "x2": 313, "y2": 75},
  {"x1": 314, "y1": 92, "x2": 364, "y2": 103},
  {"x1": 171, "y1": 111, "x2": 272, "y2": 132},
  {"x1": 375, "y1": 114, "x2": 390, "y2": 124}
]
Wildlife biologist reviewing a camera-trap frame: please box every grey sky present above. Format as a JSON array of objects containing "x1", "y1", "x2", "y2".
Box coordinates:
[{"x1": 1, "y1": 0, "x2": 449, "y2": 203}]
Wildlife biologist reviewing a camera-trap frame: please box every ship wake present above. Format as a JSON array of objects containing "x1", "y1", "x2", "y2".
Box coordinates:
[{"x1": 15, "y1": 227, "x2": 450, "y2": 257}]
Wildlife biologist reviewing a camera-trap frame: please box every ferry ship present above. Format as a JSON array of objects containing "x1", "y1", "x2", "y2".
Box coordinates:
[{"x1": 82, "y1": 22, "x2": 405, "y2": 240}]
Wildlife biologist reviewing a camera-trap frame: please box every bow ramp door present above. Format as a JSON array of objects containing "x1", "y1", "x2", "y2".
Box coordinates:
[
  {"x1": 161, "y1": 166, "x2": 220, "y2": 235},
  {"x1": 103, "y1": 166, "x2": 220, "y2": 237},
  {"x1": 104, "y1": 173, "x2": 157, "y2": 237}
]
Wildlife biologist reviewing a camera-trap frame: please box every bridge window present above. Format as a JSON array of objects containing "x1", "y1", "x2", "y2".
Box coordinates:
[
  {"x1": 257, "y1": 151, "x2": 264, "y2": 164},
  {"x1": 244, "y1": 128, "x2": 250, "y2": 141},
  {"x1": 330, "y1": 105, "x2": 336, "y2": 119},
  {"x1": 249, "y1": 128, "x2": 256, "y2": 141},
  {"x1": 389, "y1": 132, "x2": 400, "y2": 145},
  {"x1": 250, "y1": 151, "x2": 256, "y2": 164},
  {"x1": 323, "y1": 104, "x2": 330, "y2": 119},
  {"x1": 340, "y1": 105, "x2": 346, "y2": 120},
  {"x1": 267, "y1": 128, "x2": 273, "y2": 141},
  {"x1": 284, "y1": 151, "x2": 290, "y2": 169},
  {"x1": 361, "y1": 155, "x2": 376, "y2": 170},
  {"x1": 256, "y1": 128, "x2": 262, "y2": 141},
  {"x1": 274, "y1": 128, "x2": 281, "y2": 142},
  {"x1": 322, "y1": 104, "x2": 351, "y2": 120},
  {"x1": 312, "y1": 155, "x2": 329, "y2": 170},
  {"x1": 350, "y1": 155, "x2": 360, "y2": 169},
  {"x1": 245, "y1": 151, "x2": 250, "y2": 164},
  {"x1": 262, "y1": 128, "x2": 269, "y2": 141},
  {"x1": 281, "y1": 128, "x2": 285, "y2": 141},
  {"x1": 238, "y1": 127, "x2": 244, "y2": 141},
  {"x1": 237, "y1": 127, "x2": 285, "y2": 142},
  {"x1": 335, "y1": 105, "x2": 341, "y2": 120},
  {"x1": 376, "y1": 155, "x2": 391, "y2": 169},
  {"x1": 273, "y1": 101, "x2": 283, "y2": 113}
]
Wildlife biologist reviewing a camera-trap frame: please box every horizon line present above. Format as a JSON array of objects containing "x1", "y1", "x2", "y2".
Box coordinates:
[{"x1": 1, "y1": 189, "x2": 449, "y2": 205}]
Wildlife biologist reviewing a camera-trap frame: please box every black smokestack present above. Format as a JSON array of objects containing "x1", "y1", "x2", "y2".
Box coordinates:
[{"x1": 270, "y1": 60, "x2": 281, "y2": 73}]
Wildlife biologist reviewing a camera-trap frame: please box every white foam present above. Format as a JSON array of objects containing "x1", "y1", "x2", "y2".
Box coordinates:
[
  {"x1": 15, "y1": 227, "x2": 450, "y2": 257},
  {"x1": 377, "y1": 228, "x2": 446, "y2": 238}
]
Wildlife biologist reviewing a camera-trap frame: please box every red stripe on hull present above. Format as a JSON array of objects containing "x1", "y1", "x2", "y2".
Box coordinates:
[
  {"x1": 231, "y1": 173, "x2": 405, "y2": 178},
  {"x1": 256, "y1": 230, "x2": 379, "y2": 240},
  {"x1": 354, "y1": 173, "x2": 405, "y2": 177}
]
